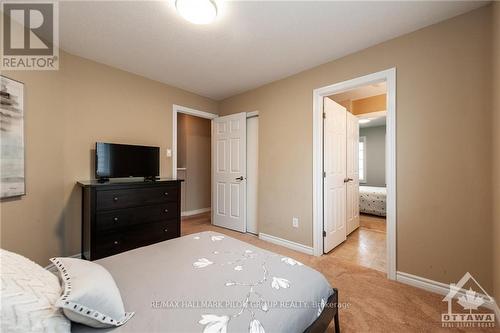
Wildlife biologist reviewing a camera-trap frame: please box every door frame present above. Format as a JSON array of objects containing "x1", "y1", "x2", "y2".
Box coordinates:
[
  {"x1": 312, "y1": 68, "x2": 397, "y2": 280},
  {"x1": 171, "y1": 104, "x2": 218, "y2": 179}
]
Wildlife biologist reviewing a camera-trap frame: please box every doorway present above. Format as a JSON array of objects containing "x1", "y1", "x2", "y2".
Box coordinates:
[
  {"x1": 173, "y1": 106, "x2": 259, "y2": 235},
  {"x1": 172, "y1": 105, "x2": 218, "y2": 218},
  {"x1": 312, "y1": 68, "x2": 396, "y2": 279},
  {"x1": 325, "y1": 84, "x2": 388, "y2": 272}
]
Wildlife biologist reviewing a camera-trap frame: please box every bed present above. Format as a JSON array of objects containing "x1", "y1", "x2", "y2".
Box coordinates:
[
  {"x1": 72, "y1": 231, "x2": 339, "y2": 333},
  {"x1": 359, "y1": 186, "x2": 386, "y2": 216}
]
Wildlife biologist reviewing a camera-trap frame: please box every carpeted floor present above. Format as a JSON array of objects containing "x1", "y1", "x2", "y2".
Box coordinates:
[{"x1": 181, "y1": 213, "x2": 497, "y2": 333}]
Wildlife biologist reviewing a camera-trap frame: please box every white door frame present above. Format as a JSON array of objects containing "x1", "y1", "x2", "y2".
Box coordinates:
[
  {"x1": 171, "y1": 104, "x2": 218, "y2": 179},
  {"x1": 312, "y1": 68, "x2": 397, "y2": 280}
]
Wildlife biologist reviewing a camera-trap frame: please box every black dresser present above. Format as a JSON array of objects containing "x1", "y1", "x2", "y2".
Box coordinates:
[{"x1": 78, "y1": 179, "x2": 182, "y2": 260}]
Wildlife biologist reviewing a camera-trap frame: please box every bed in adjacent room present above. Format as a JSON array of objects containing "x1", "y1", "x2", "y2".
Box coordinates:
[
  {"x1": 359, "y1": 186, "x2": 386, "y2": 216},
  {"x1": 69, "y1": 231, "x2": 338, "y2": 333}
]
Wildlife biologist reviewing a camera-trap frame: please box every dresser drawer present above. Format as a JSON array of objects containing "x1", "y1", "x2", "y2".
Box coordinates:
[
  {"x1": 94, "y1": 220, "x2": 179, "y2": 259},
  {"x1": 96, "y1": 186, "x2": 178, "y2": 210},
  {"x1": 96, "y1": 203, "x2": 178, "y2": 232}
]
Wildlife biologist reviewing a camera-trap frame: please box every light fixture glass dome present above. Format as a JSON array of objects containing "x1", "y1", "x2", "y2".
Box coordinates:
[{"x1": 176, "y1": 0, "x2": 217, "y2": 25}]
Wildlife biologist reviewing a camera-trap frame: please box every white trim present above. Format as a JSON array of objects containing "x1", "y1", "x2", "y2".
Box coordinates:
[
  {"x1": 44, "y1": 253, "x2": 81, "y2": 272},
  {"x1": 181, "y1": 207, "x2": 211, "y2": 217},
  {"x1": 171, "y1": 104, "x2": 218, "y2": 179},
  {"x1": 246, "y1": 111, "x2": 259, "y2": 118},
  {"x1": 358, "y1": 136, "x2": 367, "y2": 183},
  {"x1": 259, "y1": 233, "x2": 314, "y2": 255},
  {"x1": 396, "y1": 271, "x2": 500, "y2": 322},
  {"x1": 312, "y1": 68, "x2": 397, "y2": 280}
]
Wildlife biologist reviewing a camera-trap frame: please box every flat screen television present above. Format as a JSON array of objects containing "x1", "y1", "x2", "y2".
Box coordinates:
[{"x1": 95, "y1": 142, "x2": 159, "y2": 180}]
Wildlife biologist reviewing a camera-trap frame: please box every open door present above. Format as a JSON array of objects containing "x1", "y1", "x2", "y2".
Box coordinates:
[
  {"x1": 212, "y1": 112, "x2": 247, "y2": 232},
  {"x1": 323, "y1": 98, "x2": 347, "y2": 253},
  {"x1": 346, "y1": 112, "x2": 360, "y2": 235}
]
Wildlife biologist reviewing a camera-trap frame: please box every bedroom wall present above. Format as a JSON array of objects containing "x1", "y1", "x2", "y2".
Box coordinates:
[
  {"x1": 359, "y1": 126, "x2": 386, "y2": 187},
  {"x1": 219, "y1": 6, "x2": 494, "y2": 291},
  {"x1": 0, "y1": 51, "x2": 218, "y2": 266},
  {"x1": 177, "y1": 113, "x2": 212, "y2": 212},
  {"x1": 492, "y1": 1, "x2": 500, "y2": 304}
]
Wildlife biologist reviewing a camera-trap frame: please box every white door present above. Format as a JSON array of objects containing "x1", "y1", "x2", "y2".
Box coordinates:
[
  {"x1": 346, "y1": 112, "x2": 360, "y2": 235},
  {"x1": 246, "y1": 116, "x2": 259, "y2": 234},
  {"x1": 323, "y1": 98, "x2": 347, "y2": 253},
  {"x1": 212, "y1": 112, "x2": 247, "y2": 232}
]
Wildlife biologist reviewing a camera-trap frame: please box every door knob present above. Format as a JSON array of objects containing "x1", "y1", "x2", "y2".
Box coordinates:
[
  {"x1": 344, "y1": 178, "x2": 354, "y2": 183},
  {"x1": 235, "y1": 176, "x2": 244, "y2": 181}
]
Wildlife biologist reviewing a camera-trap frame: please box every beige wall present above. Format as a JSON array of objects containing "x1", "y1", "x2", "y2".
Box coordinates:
[
  {"x1": 492, "y1": 2, "x2": 500, "y2": 303},
  {"x1": 177, "y1": 114, "x2": 211, "y2": 212},
  {"x1": 220, "y1": 6, "x2": 494, "y2": 291},
  {"x1": 0, "y1": 51, "x2": 217, "y2": 266}
]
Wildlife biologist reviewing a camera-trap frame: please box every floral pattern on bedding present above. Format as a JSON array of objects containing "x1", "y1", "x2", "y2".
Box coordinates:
[{"x1": 192, "y1": 234, "x2": 311, "y2": 333}]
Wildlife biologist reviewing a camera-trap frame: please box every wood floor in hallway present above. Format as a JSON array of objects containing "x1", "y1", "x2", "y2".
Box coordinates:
[
  {"x1": 181, "y1": 213, "x2": 496, "y2": 333},
  {"x1": 326, "y1": 214, "x2": 386, "y2": 272}
]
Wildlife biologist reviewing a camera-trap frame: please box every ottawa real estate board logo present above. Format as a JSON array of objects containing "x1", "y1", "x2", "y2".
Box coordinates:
[
  {"x1": 442, "y1": 272, "x2": 496, "y2": 328},
  {"x1": 1, "y1": 2, "x2": 59, "y2": 70}
]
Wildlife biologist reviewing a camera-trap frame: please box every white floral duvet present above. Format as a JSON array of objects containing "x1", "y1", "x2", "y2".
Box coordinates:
[{"x1": 73, "y1": 231, "x2": 333, "y2": 333}]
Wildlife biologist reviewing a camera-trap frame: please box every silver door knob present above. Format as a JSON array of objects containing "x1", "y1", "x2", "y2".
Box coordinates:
[{"x1": 113, "y1": 217, "x2": 119, "y2": 222}]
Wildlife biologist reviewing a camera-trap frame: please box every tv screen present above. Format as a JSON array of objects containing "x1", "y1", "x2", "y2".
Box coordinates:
[{"x1": 95, "y1": 142, "x2": 159, "y2": 179}]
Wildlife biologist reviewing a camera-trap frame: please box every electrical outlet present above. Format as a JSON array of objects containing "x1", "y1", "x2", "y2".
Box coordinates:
[
  {"x1": 166, "y1": 148, "x2": 172, "y2": 157},
  {"x1": 292, "y1": 217, "x2": 299, "y2": 228}
]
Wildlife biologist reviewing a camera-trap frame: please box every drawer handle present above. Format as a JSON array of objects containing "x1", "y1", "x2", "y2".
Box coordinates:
[
  {"x1": 113, "y1": 197, "x2": 119, "y2": 201},
  {"x1": 113, "y1": 217, "x2": 119, "y2": 222},
  {"x1": 164, "y1": 228, "x2": 168, "y2": 233},
  {"x1": 113, "y1": 240, "x2": 119, "y2": 245},
  {"x1": 164, "y1": 209, "x2": 169, "y2": 213},
  {"x1": 164, "y1": 192, "x2": 168, "y2": 196}
]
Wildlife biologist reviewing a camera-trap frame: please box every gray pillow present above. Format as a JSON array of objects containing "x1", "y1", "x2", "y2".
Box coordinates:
[{"x1": 50, "y1": 257, "x2": 134, "y2": 328}]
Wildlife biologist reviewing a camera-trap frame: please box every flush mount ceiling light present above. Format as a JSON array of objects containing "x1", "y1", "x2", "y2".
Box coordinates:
[
  {"x1": 359, "y1": 119, "x2": 371, "y2": 124},
  {"x1": 176, "y1": 0, "x2": 217, "y2": 25}
]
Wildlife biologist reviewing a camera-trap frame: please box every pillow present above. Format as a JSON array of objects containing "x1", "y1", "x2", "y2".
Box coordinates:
[
  {"x1": 0, "y1": 249, "x2": 70, "y2": 333},
  {"x1": 50, "y1": 257, "x2": 134, "y2": 328}
]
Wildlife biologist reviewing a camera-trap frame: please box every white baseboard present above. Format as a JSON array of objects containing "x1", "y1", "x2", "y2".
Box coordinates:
[
  {"x1": 181, "y1": 208, "x2": 211, "y2": 217},
  {"x1": 258, "y1": 233, "x2": 314, "y2": 255},
  {"x1": 44, "y1": 253, "x2": 82, "y2": 272},
  {"x1": 396, "y1": 271, "x2": 500, "y2": 322}
]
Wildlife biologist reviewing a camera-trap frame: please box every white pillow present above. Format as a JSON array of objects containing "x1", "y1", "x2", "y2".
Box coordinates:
[
  {"x1": 0, "y1": 249, "x2": 70, "y2": 333},
  {"x1": 50, "y1": 257, "x2": 134, "y2": 328}
]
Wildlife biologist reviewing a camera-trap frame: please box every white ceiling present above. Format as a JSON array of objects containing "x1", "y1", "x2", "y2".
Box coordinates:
[
  {"x1": 360, "y1": 116, "x2": 386, "y2": 129},
  {"x1": 58, "y1": 1, "x2": 487, "y2": 100}
]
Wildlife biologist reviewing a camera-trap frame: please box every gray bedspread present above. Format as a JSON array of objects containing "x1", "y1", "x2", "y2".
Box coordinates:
[{"x1": 73, "y1": 231, "x2": 333, "y2": 333}]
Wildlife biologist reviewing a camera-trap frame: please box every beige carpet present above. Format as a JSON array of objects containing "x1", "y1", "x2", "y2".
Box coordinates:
[{"x1": 181, "y1": 213, "x2": 498, "y2": 333}]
